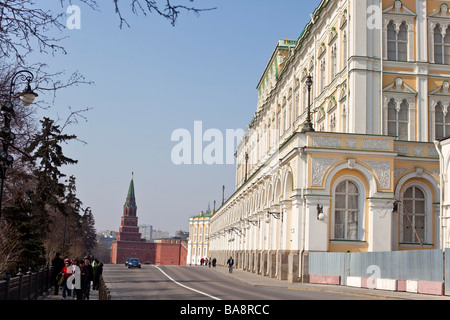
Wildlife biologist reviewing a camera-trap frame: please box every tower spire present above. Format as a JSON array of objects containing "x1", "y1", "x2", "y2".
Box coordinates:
[{"x1": 124, "y1": 172, "x2": 136, "y2": 209}]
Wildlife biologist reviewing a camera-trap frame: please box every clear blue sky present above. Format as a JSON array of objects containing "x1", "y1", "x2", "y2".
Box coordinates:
[{"x1": 31, "y1": 0, "x2": 320, "y2": 235}]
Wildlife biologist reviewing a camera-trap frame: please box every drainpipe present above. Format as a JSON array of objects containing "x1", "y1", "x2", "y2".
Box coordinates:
[
  {"x1": 300, "y1": 147, "x2": 307, "y2": 282},
  {"x1": 434, "y1": 140, "x2": 445, "y2": 250},
  {"x1": 379, "y1": 0, "x2": 384, "y2": 136}
]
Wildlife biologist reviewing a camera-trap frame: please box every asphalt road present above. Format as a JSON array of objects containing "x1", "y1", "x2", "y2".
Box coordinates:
[{"x1": 102, "y1": 264, "x2": 371, "y2": 300}]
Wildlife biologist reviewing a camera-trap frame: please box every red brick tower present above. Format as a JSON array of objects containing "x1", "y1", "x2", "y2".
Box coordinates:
[{"x1": 116, "y1": 173, "x2": 142, "y2": 242}]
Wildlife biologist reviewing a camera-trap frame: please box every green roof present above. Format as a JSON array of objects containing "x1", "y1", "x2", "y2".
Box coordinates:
[
  {"x1": 124, "y1": 173, "x2": 137, "y2": 208},
  {"x1": 191, "y1": 210, "x2": 213, "y2": 219}
]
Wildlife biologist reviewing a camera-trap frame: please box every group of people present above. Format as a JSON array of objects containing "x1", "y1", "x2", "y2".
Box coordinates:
[
  {"x1": 51, "y1": 252, "x2": 104, "y2": 300},
  {"x1": 198, "y1": 256, "x2": 234, "y2": 273},
  {"x1": 199, "y1": 257, "x2": 217, "y2": 268}
]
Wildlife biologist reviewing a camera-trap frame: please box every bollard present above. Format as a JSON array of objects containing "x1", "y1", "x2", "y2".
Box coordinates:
[
  {"x1": 3, "y1": 270, "x2": 11, "y2": 300},
  {"x1": 16, "y1": 269, "x2": 23, "y2": 300},
  {"x1": 27, "y1": 267, "x2": 32, "y2": 300}
]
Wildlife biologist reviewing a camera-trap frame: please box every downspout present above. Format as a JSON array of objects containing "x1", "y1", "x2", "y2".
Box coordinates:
[
  {"x1": 346, "y1": 0, "x2": 350, "y2": 133},
  {"x1": 380, "y1": 0, "x2": 384, "y2": 136},
  {"x1": 300, "y1": 147, "x2": 307, "y2": 282},
  {"x1": 434, "y1": 140, "x2": 445, "y2": 250}
]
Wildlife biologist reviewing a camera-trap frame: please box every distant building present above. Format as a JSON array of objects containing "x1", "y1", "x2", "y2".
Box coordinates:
[
  {"x1": 139, "y1": 224, "x2": 153, "y2": 241},
  {"x1": 187, "y1": 210, "x2": 213, "y2": 265},
  {"x1": 97, "y1": 230, "x2": 116, "y2": 249},
  {"x1": 110, "y1": 174, "x2": 187, "y2": 265},
  {"x1": 174, "y1": 230, "x2": 189, "y2": 241},
  {"x1": 152, "y1": 229, "x2": 170, "y2": 240}
]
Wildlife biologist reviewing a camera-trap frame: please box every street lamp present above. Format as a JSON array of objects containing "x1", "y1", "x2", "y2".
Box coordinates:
[
  {"x1": 0, "y1": 70, "x2": 38, "y2": 222},
  {"x1": 301, "y1": 74, "x2": 315, "y2": 133}
]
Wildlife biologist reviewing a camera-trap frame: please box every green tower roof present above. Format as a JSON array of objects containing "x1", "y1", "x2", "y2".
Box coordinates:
[{"x1": 124, "y1": 172, "x2": 137, "y2": 208}]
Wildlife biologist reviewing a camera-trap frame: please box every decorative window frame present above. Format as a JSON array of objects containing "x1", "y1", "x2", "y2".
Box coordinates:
[
  {"x1": 428, "y1": 4, "x2": 450, "y2": 64},
  {"x1": 429, "y1": 81, "x2": 450, "y2": 140},
  {"x1": 330, "y1": 175, "x2": 366, "y2": 242},
  {"x1": 382, "y1": 77, "x2": 417, "y2": 140},
  {"x1": 399, "y1": 181, "x2": 433, "y2": 245},
  {"x1": 382, "y1": 1, "x2": 415, "y2": 62}
]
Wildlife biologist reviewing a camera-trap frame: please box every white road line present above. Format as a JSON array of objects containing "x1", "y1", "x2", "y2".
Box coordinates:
[{"x1": 153, "y1": 265, "x2": 222, "y2": 300}]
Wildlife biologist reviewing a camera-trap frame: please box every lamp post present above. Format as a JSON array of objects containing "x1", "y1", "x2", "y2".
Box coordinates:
[
  {"x1": 301, "y1": 74, "x2": 315, "y2": 133},
  {"x1": 0, "y1": 70, "x2": 38, "y2": 222}
]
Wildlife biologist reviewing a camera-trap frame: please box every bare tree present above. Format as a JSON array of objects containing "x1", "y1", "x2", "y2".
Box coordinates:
[
  {"x1": 0, "y1": 221, "x2": 23, "y2": 275},
  {"x1": 113, "y1": 0, "x2": 217, "y2": 28},
  {"x1": 0, "y1": 0, "x2": 216, "y2": 62}
]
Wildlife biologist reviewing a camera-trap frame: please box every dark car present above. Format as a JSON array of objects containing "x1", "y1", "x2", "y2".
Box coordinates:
[
  {"x1": 128, "y1": 258, "x2": 141, "y2": 268},
  {"x1": 125, "y1": 258, "x2": 131, "y2": 266}
]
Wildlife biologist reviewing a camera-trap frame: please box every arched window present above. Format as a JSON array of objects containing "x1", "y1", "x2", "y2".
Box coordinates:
[
  {"x1": 331, "y1": 44, "x2": 337, "y2": 80},
  {"x1": 435, "y1": 102, "x2": 450, "y2": 139},
  {"x1": 434, "y1": 25, "x2": 450, "y2": 64},
  {"x1": 387, "y1": 21, "x2": 408, "y2": 61},
  {"x1": 334, "y1": 180, "x2": 360, "y2": 240},
  {"x1": 342, "y1": 31, "x2": 347, "y2": 69},
  {"x1": 320, "y1": 57, "x2": 326, "y2": 93},
  {"x1": 388, "y1": 99, "x2": 408, "y2": 140},
  {"x1": 302, "y1": 81, "x2": 308, "y2": 115},
  {"x1": 401, "y1": 186, "x2": 426, "y2": 244}
]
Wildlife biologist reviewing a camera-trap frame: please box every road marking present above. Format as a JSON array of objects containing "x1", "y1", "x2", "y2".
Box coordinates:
[{"x1": 153, "y1": 265, "x2": 221, "y2": 300}]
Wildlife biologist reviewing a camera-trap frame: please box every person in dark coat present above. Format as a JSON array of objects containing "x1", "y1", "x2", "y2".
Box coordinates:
[
  {"x1": 84, "y1": 258, "x2": 94, "y2": 299},
  {"x1": 51, "y1": 252, "x2": 64, "y2": 295},
  {"x1": 92, "y1": 262, "x2": 103, "y2": 290}
]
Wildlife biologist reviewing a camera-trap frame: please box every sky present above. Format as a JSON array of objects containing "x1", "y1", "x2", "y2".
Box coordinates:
[{"x1": 28, "y1": 0, "x2": 321, "y2": 235}]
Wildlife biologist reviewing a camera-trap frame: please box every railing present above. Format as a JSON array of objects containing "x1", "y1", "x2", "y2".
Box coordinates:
[
  {"x1": 98, "y1": 274, "x2": 111, "y2": 300},
  {"x1": 0, "y1": 266, "x2": 53, "y2": 300}
]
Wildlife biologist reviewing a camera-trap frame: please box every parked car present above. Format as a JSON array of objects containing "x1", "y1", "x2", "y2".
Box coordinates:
[
  {"x1": 128, "y1": 258, "x2": 141, "y2": 268},
  {"x1": 125, "y1": 258, "x2": 131, "y2": 266}
]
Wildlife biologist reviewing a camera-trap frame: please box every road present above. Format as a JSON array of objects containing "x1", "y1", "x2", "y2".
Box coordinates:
[{"x1": 102, "y1": 264, "x2": 370, "y2": 300}]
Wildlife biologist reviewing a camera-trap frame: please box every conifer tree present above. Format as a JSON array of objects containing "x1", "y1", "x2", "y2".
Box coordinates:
[{"x1": 25, "y1": 117, "x2": 78, "y2": 234}]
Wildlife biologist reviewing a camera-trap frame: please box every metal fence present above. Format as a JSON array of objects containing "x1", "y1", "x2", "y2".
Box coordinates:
[
  {"x1": 0, "y1": 267, "x2": 53, "y2": 300},
  {"x1": 309, "y1": 249, "x2": 445, "y2": 286},
  {"x1": 98, "y1": 274, "x2": 111, "y2": 300}
]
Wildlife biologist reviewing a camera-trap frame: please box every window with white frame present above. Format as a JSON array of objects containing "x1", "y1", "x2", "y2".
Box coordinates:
[
  {"x1": 434, "y1": 24, "x2": 450, "y2": 64},
  {"x1": 320, "y1": 57, "x2": 326, "y2": 93},
  {"x1": 331, "y1": 43, "x2": 337, "y2": 81},
  {"x1": 387, "y1": 21, "x2": 408, "y2": 61},
  {"x1": 342, "y1": 31, "x2": 347, "y2": 70},
  {"x1": 401, "y1": 186, "x2": 427, "y2": 244},
  {"x1": 434, "y1": 102, "x2": 450, "y2": 140},
  {"x1": 334, "y1": 180, "x2": 360, "y2": 240},
  {"x1": 387, "y1": 98, "x2": 408, "y2": 140}
]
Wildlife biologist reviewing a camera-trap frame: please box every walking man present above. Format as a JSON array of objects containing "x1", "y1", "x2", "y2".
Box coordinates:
[{"x1": 227, "y1": 256, "x2": 234, "y2": 273}]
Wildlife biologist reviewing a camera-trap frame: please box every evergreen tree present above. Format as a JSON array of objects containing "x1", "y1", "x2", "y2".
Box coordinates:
[
  {"x1": 81, "y1": 206, "x2": 96, "y2": 255},
  {"x1": 2, "y1": 192, "x2": 45, "y2": 271},
  {"x1": 25, "y1": 117, "x2": 78, "y2": 234}
]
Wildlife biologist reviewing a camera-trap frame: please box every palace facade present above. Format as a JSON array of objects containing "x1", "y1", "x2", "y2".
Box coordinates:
[
  {"x1": 187, "y1": 210, "x2": 212, "y2": 265},
  {"x1": 209, "y1": 0, "x2": 448, "y2": 282}
]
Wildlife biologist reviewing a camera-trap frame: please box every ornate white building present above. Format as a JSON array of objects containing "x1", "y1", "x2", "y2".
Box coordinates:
[
  {"x1": 187, "y1": 210, "x2": 212, "y2": 265},
  {"x1": 209, "y1": 0, "x2": 448, "y2": 282}
]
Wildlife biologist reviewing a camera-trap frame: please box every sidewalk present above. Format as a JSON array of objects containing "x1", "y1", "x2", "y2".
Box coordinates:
[
  {"x1": 210, "y1": 265, "x2": 450, "y2": 300},
  {"x1": 39, "y1": 287, "x2": 99, "y2": 300}
]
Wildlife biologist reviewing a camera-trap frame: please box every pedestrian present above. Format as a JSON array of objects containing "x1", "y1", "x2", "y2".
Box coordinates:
[
  {"x1": 93, "y1": 262, "x2": 103, "y2": 291},
  {"x1": 71, "y1": 258, "x2": 82, "y2": 300},
  {"x1": 227, "y1": 256, "x2": 234, "y2": 273},
  {"x1": 80, "y1": 260, "x2": 90, "y2": 300},
  {"x1": 84, "y1": 258, "x2": 93, "y2": 299},
  {"x1": 208, "y1": 258, "x2": 211, "y2": 268},
  {"x1": 200, "y1": 258, "x2": 204, "y2": 266},
  {"x1": 212, "y1": 258, "x2": 216, "y2": 268},
  {"x1": 61, "y1": 259, "x2": 72, "y2": 300},
  {"x1": 51, "y1": 252, "x2": 64, "y2": 295}
]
